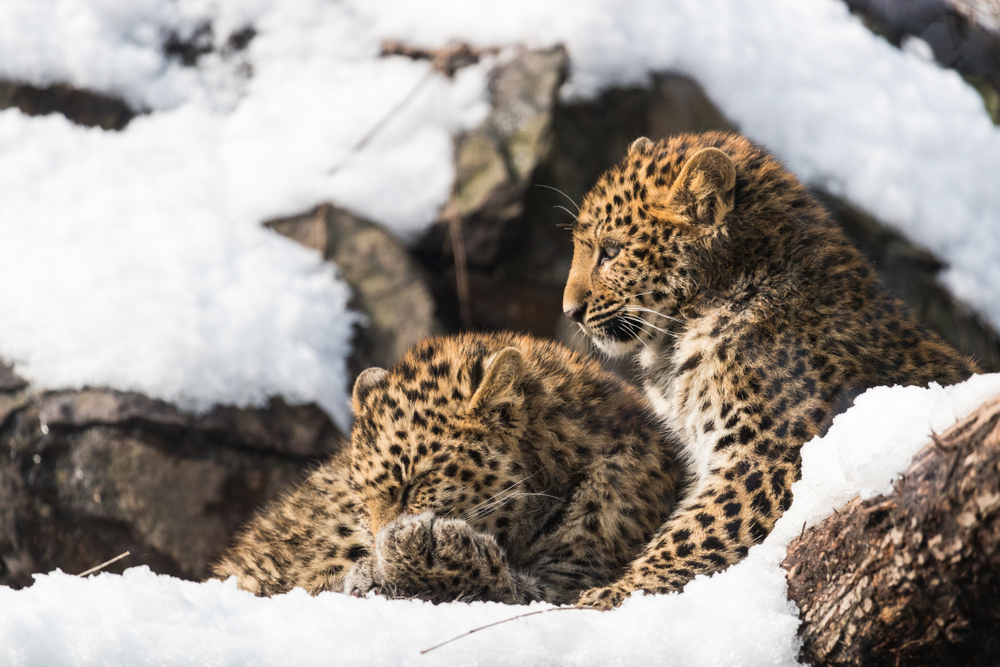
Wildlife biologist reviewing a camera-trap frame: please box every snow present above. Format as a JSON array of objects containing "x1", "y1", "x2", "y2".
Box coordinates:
[
  {"x1": 4, "y1": 373, "x2": 1000, "y2": 667},
  {"x1": 1, "y1": 0, "x2": 999, "y2": 423},
  {"x1": 0, "y1": 1, "x2": 491, "y2": 429}
]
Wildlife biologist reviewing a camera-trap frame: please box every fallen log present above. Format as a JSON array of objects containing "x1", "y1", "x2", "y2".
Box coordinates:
[{"x1": 784, "y1": 392, "x2": 1000, "y2": 666}]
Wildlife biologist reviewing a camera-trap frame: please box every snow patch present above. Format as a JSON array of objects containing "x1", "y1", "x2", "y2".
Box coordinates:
[
  {"x1": 0, "y1": 0, "x2": 997, "y2": 476},
  {"x1": 4, "y1": 374, "x2": 999, "y2": 667}
]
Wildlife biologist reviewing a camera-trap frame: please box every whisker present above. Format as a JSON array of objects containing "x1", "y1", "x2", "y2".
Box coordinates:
[
  {"x1": 510, "y1": 492, "x2": 565, "y2": 503},
  {"x1": 553, "y1": 205, "x2": 579, "y2": 221},
  {"x1": 461, "y1": 472, "x2": 537, "y2": 522},
  {"x1": 464, "y1": 494, "x2": 517, "y2": 523},
  {"x1": 304, "y1": 472, "x2": 341, "y2": 483},
  {"x1": 464, "y1": 490, "x2": 564, "y2": 523},
  {"x1": 462, "y1": 488, "x2": 520, "y2": 522},
  {"x1": 534, "y1": 184, "x2": 580, "y2": 213},
  {"x1": 616, "y1": 289, "x2": 688, "y2": 324},
  {"x1": 622, "y1": 305, "x2": 687, "y2": 325},
  {"x1": 620, "y1": 315, "x2": 662, "y2": 358},
  {"x1": 621, "y1": 312, "x2": 677, "y2": 337}
]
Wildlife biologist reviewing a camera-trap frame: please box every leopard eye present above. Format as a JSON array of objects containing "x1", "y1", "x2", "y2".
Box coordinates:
[{"x1": 599, "y1": 243, "x2": 621, "y2": 265}]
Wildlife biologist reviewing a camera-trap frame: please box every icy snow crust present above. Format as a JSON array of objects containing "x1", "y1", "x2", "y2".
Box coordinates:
[
  {"x1": 1, "y1": 0, "x2": 1000, "y2": 423},
  {"x1": 4, "y1": 374, "x2": 1000, "y2": 667}
]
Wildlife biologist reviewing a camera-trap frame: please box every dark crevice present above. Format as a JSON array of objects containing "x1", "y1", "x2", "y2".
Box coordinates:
[{"x1": 0, "y1": 80, "x2": 135, "y2": 130}]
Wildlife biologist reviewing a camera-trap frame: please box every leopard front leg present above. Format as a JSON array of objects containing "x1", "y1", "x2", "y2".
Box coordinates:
[
  {"x1": 344, "y1": 512, "x2": 543, "y2": 605},
  {"x1": 579, "y1": 451, "x2": 799, "y2": 609},
  {"x1": 578, "y1": 335, "x2": 834, "y2": 609}
]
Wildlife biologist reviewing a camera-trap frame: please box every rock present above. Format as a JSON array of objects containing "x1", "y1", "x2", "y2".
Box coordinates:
[
  {"x1": 0, "y1": 22, "x2": 255, "y2": 133},
  {"x1": 0, "y1": 80, "x2": 135, "y2": 131},
  {"x1": 0, "y1": 457, "x2": 31, "y2": 585},
  {"x1": 50, "y1": 429, "x2": 295, "y2": 580},
  {"x1": 950, "y1": 0, "x2": 1000, "y2": 32},
  {"x1": 0, "y1": 371, "x2": 343, "y2": 588},
  {"x1": 38, "y1": 389, "x2": 342, "y2": 458},
  {"x1": 266, "y1": 203, "x2": 440, "y2": 374},
  {"x1": 415, "y1": 46, "x2": 569, "y2": 271},
  {"x1": 0, "y1": 362, "x2": 27, "y2": 392}
]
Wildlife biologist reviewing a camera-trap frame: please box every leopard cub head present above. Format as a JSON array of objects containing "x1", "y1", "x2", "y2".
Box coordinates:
[
  {"x1": 563, "y1": 133, "x2": 750, "y2": 357},
  {"x1": 348, "y1": 337, "x2": 530, "y2": 543}
]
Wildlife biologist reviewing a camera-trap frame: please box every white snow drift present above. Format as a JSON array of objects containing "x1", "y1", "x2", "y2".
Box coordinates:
[
  {"x1": 1, "y1": 0, "x2": 999, "y2": 424},
  {"x1": 4, "y1": 373, "x2": 1000, "y2": 667}
]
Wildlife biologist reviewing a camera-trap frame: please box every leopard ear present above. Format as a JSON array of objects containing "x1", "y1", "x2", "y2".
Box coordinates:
[
  {"x1": 672, "y1": 147, "x2": 736, "y2": 226},
  {"x1": 469, "y1": 347, "x2": 524, "y2": 413},
  {"x1": 352, "y1": 367, "x2": 388, "y2": 411},
  {"x1": 629, "y1": 136, "x2": 654, "y2": 156}
]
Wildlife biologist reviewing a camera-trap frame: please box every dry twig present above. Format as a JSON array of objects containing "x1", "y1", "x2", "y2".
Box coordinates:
[
  {"x1": 330, "y1": 40, "x2": 499, "y2": 172},
  {"x1": 443, "y1": 204, "x2": 474, "y2": 330},
  {"x1": 78, "y1": 551, "x2": 131, "y2": 577},
  {"x1": 420, "y1": 606, "x2": 600, "y2": 655}
]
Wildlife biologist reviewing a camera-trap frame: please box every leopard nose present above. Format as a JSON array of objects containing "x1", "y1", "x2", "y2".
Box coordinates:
[{"x1": 564, "y1": 307, "x2": 584, "y2": 323}]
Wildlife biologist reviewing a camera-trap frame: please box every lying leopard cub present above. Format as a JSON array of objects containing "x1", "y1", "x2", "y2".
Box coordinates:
[
  {"x1": 214, "y1": 332, "x2": 683, "y2": 605},
  {"x1": 212, "y1": 449, "x2": 366, "y2": 596},
  {"x1": 563, "y1": 131, "x2": 978, "y2": 607}
]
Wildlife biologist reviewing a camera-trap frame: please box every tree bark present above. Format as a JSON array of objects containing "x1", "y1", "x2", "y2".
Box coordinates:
[{"x1": 784, "y1": 392, "x2": 1000, "y2": 667}]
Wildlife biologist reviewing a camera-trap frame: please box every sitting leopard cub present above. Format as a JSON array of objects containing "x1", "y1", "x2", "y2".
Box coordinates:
[
  {"x1": 214, "y1": 332, "x2": 684, "y2": 605},
  {"x1": 564, "y1": 131, "x2": 978, "y2": 608}
]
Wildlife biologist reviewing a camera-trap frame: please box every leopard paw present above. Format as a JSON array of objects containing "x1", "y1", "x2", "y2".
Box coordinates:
[
  {"x1": 342, "y1": 556, "x2": 380, "y2": 598},
  {"x1": 576, "y1": 582, "x2": 634, "y2": 610}
]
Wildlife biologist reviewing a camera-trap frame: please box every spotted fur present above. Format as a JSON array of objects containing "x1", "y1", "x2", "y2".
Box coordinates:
[
  {"x1": 564, "y1": 132, "x2": 978, "y2": 608},
  {"x1": 212, "y1": 449, "x2": 369, "y2": 596},
  {"x1": 215, "y1": 332, "x2": 683, "y2": 604}
]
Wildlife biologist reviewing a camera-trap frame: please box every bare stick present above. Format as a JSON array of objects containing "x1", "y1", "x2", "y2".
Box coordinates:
[
  {"x1": 420, "y1": 606, "x2": 600, "y2": 655},
  {"x1": 351, "y1": 68, "x2": 436, "y2": 155},
  {"x1": 328, "y1": 67, "x2": 436, "y2": 174},
  {"x1": 445, "y1": 205, "x2": 474, "y2": 330},
  {"x1": 308, "y1": 203, "x2": 329, "y2": 254},
  {"x1": 330, "y1": 40, "x2": 499, "y2": 174},
  {"x1": 78, "y1": 551, "x2": 131, "y2": 577}
]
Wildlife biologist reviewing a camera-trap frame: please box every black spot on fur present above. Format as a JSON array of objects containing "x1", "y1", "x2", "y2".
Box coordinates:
[
  {"x1": 678, "y1": 353, "x2": 702, "y2": 374},
  {"x1": 468, "y1": 358, "x2": 484, "y2": 392},
  {"x1": 701, "y1": 536, "x2": 725, "y2": 551},
  {"x1": 715, "y1": 434, "x2": 736, "y2": 451}
]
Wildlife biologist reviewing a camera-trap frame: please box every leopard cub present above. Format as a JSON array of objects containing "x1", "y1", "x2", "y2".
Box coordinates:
[
  {"x1": 214, "y1": 332, "x2": 684, "y2": 605},
  {"x1": 564, "y1": 132, "x2": 977, "y2": 607}
]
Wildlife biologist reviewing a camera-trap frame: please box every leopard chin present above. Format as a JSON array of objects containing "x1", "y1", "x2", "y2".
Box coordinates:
[
  {"x1": 589, "y1": 333, "x2": 639, "y2": 358},
  {"x1": 585, "y1": 312, "x2": 644, "y2": 357}
]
